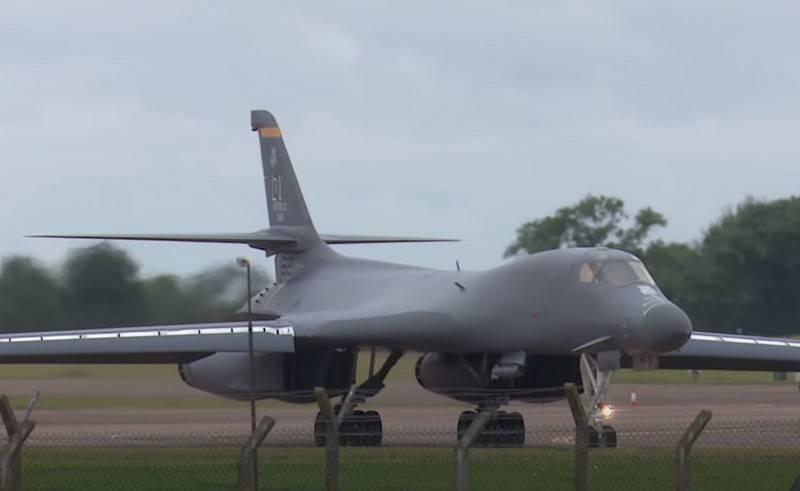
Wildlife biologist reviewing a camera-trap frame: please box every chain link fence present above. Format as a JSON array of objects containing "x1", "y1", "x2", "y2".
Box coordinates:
[{"x1": 3, "y1": 415, "x2": 800, "y2": 490}]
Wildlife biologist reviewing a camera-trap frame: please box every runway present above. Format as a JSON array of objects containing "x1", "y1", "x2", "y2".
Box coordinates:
[{"x1": 7, "y1": 380, "x2": 800, "y2": 448}]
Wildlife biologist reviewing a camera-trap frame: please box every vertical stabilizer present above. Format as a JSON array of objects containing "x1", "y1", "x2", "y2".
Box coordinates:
[
  {"x1": 251, "y1": 110, "x2": 316, "y2": 231},
  {"x1": 252, "y1": 110, "x2": 327, "y2": 281}
]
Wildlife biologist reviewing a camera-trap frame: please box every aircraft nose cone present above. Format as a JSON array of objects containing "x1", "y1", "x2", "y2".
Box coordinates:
[{"x1": 642, "y1": 302, "x2": 692, "y2": 353}]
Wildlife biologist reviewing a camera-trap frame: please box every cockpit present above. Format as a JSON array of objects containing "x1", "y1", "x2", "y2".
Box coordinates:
[{"x1": 577, "y1": 259, "x2": 656, "y2": 286}]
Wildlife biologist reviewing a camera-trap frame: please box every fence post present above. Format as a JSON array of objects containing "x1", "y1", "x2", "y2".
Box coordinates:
[
  {"x1": 455, "y1": 409, "x2": 495, "y2": 491},
  {"x1": 0, "y1": 395, "x2": 36, "y2": 491},
  {"x1": 675, "y1": 410, "x2": 712, "y2": 491},
  {"x1": 564, "y1": 383, "x2": 589, "y2": 491},
  {"x1": 238, "y1": 415, "x2": 276, "y2": 491},
  {"x1": 314, "y1": 387, "x2": 340, "y2": 491}
]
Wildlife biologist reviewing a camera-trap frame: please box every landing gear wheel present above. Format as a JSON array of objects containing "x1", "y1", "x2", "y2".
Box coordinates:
[
  {"x1": 588, "y1": 425, "x2": 617, "y2": 448},
  {"x1": 484, "y1": 411, "x2": 525, "y2": 447},
  {"x1": 340, "y1": 410, "x2": 364, "y2": 446},
  {"x1": 481, "y1": 411, "x2": 507, "y2": 447},
  {"x1": 507, "y1": 411, "x2": 525, "y2": 447},
  {"x1": 313, "y1": 411, "x2": 327, "y2": 447},
  {"x1": 339, "y1": 410, "x2": 383, "y2": 447},
  {"x1": 457, "y1": 410, "x2": 525, "y2": 447},
  {"x1": 315, "y1": 409, "x2": 384, "y2": 447},
  {"x1": 362, "y1": 410, "x2": 383, "y2": 447}
]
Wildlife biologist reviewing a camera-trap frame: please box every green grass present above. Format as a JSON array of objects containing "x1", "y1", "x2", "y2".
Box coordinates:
[
  {"x1": 8, "y1": 394, "x2": 248, "y2": 411},
  {"x1": 0, "y1": 364, "x2": 176, "y2": 380},
  {"x1": 612, "y1": 368, "x2": 795, "y2": 385},
  {"x1": 20, "y1": 447, "x2": 800, "y2": 491}
]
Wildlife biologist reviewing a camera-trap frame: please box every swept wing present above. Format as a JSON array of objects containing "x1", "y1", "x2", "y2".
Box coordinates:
[
  {"x1": 0, "y1": 321, "x2": 294, "y2": 364},
  {"x1": 625, "y1": 331, "x2": 800, "y2": 371}
]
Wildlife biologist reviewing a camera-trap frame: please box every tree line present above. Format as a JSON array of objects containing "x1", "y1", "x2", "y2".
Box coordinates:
[
  {"x1": 506, "y1": 195, "x2": 800, "y2": 336},
  {"x1": 0, "y1": 243, "x2": 268, "y2": 332}
]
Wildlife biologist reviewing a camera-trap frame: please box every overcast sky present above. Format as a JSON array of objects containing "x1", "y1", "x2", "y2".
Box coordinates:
[{"x1": 2, "y1": 1, "x2": 799, "y2": 279}]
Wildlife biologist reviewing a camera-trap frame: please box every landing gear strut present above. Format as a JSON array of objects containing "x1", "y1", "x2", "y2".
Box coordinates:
[
  {"x1": 313, "y1": 349, "x2": 402, "y2": 447},
  {"x1": 580, "y1": 352, "x2": 618, "y2": 448},
  {"x1": 457, "y1": 410, "x2": 525, "y2": 447}
]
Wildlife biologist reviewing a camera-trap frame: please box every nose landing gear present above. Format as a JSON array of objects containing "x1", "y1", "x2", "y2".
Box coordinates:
[{"x1": 580, "y1": 352, "x2": 618, "y2": 448}]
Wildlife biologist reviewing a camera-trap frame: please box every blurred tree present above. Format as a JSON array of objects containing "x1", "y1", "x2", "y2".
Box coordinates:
[
  {"x1": 0, "y1": 244, "x2": 271, "y2": 331},
  {"x1": 60, "y1": 242, "x2": 146, "y2": 328},
  {"x1": 186, "y1": 263, "x2": 270, "y2": 322},
  {"x1": 141, "y1": 274, "x2": 195, "y2": 324},
  {"x1": 0, "y1": 256, "x2": 65, "y2": 332},
  {"x1": 642, "y1": 241, "x2": 704, "y2": 325},
  {"x1": 694, "y1": 197, "x2": 800, "y2": 336},
  {"x1": 504, "y1": 195, "x2": 667, "y2": 257}
]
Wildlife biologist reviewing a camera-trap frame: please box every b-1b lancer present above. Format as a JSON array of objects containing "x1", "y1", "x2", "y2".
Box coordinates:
[{"x1": 7, "y1": 110, "x2": 800, "y2": 446}]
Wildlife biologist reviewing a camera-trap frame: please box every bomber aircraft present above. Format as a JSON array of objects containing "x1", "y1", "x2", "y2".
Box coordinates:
[{"x1": 5, "y1": 110, "x2": 800, "y2": 447}]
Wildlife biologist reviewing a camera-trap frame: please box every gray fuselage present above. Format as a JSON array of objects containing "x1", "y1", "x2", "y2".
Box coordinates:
[{"x1": 256, "y1": 245, "x2": 692, "y2": 358}]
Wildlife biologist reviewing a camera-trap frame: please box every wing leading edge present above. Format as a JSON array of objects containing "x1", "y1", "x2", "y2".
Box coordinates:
[
  {"x1": 0, "y1": 321, "x2": 295, "y2": 364},
  {"x1": 623, "y1": 331, "x2": 800, "y2": 372}
]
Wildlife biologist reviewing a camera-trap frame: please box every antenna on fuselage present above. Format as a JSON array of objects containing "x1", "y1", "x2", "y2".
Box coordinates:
[{"x1": 456, "y1": 260, "x2": 461, "y2": 272}]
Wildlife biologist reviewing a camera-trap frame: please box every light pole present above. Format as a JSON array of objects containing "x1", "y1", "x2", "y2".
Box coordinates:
[{"x1": 236, "y1": 256, "x2": 258, "y2": 489}]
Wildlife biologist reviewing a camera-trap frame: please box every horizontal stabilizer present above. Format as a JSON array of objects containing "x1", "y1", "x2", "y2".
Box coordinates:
[
  {"x1": 320, "y1": 234, "x2": 459, "y2": 244},
  {"x1": 30, "y1": 231, "x2": 298, "y2": 253},
  {"x1": 30, "y1": 231, "x2": 458, "y2": 250}
]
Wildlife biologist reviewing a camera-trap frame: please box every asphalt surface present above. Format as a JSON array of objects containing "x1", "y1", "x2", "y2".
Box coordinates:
[{"x1": 4, "y1": 379, "x2": 800, "y2": 448}]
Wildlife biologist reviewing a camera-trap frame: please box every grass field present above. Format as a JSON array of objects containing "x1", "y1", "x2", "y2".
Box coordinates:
[{"x1": 21, "y1": 447, "x2": 800, "y2": 491}]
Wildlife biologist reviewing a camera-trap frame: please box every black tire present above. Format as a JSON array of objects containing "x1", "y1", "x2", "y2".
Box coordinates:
[
  {"x1": 476, "y1": 411, "x2": 505, "y2": 447},
  {"x1": 363, "y1": 410, "x2": 382, "y2": 447},
  {"x1": 510, "y1": 412, "x2": 525, "y2": 447},
  {"x1": 589, "y1": 425, "x2": 617, "y2": 448},
  {"x1": 313, "y1": 411, "x2": 327, "y2": 447},
  {"x1": 340, "y1": 410, "x2": 365, "y2": 446},
  {"x1": 601, "y1": 425, "x2": 617, "y2": 448}
]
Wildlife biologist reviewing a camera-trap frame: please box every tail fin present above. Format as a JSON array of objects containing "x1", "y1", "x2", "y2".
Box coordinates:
[{"x1": 251, "y1": 110, "x2": 316, "y2": 231}]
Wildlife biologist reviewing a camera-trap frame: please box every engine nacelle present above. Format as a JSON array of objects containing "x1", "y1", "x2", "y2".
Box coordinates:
[
  {"x1": 179, "y1": 348, "x2": 355, "y2": 403},
  {"x1": 415, "y1": 352, "x2": 581, "y2": 404}
]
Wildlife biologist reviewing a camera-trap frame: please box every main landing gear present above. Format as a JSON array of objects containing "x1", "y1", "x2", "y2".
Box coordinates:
[
  {"x1": 313, "y1": 349, "x2": 402, "y2": 447},
  {"x1": 457, "y1": 409, "x2": 525, "y2": 447},
  {"x1": 580, "y1": 352, "x2": 618, "y2": 448},
  {"x1": 314, "y1": 409, "x2": 382, "y2": 447}
]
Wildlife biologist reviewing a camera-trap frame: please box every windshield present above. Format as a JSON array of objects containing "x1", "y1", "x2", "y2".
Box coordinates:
[{"x1": 577, "y1": 260, "x2": 655, "y2": 286}]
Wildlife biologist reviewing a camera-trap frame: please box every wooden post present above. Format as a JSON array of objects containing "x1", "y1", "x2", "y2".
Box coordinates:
[
  {"x1": 238, "y1": 416, "x2": 276, "y2": 491},
  {"x1": 675, "y1": 410, "x2": 712, "y2": 491},
  {"x1": 455, "y1": 409, "x2": 495, "y2": 491},
  {"x1": 314, "y1": 387, "x2": 340, "y2": 491},
  {"x1": 0, "y1": 395, "x2": 35, "y2": 491},
  {"x1": 564, "y1": 383, "x2": 589, "y2": 491}
]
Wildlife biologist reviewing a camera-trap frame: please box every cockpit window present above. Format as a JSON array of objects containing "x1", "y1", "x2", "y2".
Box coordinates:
[
  {"x1": 578, "y1": 262, "x2": 600, "y2": 283},
  {"x1": 577, "y1": 260, "x2": 655, "y2": 286}
]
